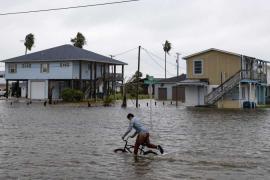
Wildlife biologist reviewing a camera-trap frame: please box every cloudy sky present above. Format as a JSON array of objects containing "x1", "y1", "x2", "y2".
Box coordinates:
[{"x1": 1, "y1": 0, "x2": 270, "y2": 79}]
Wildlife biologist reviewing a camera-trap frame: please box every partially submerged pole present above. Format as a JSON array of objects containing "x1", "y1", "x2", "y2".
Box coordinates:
[
  {"x1": 176, "y1": 53, "x2": 180, "y2": 107},
  {"x1": 136, "y1": 46, "x2": 141, "y2": 108}
]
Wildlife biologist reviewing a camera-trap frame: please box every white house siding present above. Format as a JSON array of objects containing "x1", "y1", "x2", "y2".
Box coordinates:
[
  {"x1": 267, "y1": 65, "x2": 270, "y2": 85},
  {"x1": 240, "y1": 84, "x2": 257, "y2": 104},
  {"x1": 5, "y1": 61, "x2": 106, "y2": 81},
  {"x1": 184, "y1": 86, "x2": 205, "y2": 106},
  {"x1": 5, "y1": 62, "x2": 73, "y2": 80}
]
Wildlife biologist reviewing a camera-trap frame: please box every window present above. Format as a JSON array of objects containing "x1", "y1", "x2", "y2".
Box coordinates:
[
  {"x1": 8, "y1": 64, "x2": 17, "y2": 73},
  {"x1": 40, "y1": 63, "x2": 49, "y2": 73},
  {"x1": 22, "y1": 63, "x2": 31, "y2": 68},
  {"x1": 60, "y1": 62, "x2": 69, "y2": 68},
  {"x1": 193, "y1": 60, "x2": 203, "y2": 75}
]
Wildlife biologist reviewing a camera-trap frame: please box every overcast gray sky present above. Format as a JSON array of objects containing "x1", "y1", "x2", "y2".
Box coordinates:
[{"x1": 1, "y1": 0, "x2": 270, "y2": 78}]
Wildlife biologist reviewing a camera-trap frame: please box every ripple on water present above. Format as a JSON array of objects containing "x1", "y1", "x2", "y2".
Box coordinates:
[{"x1": 0, "y1": 100, "x2": 270, "y2": 179}]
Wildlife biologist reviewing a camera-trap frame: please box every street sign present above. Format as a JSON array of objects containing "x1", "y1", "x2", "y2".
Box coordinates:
[
  {"x1": 148, "y1": 76, "x2": 154, "y2": 81},
  {"x1": 144, "y1": 76, "x2": 158, "y2": 84},
  {"x1": 144, "y1": 80, "x2": 158, "y2": 84}
]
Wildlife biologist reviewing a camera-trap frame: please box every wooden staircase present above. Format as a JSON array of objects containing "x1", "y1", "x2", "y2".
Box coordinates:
[{"x1": 205, "y1": 70, "x2": 242, "y2": 105}]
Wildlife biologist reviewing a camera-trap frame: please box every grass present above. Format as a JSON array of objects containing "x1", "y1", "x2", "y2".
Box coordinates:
[{"x1": 256, "y1": 104, "x2": 270, "y2": 108}]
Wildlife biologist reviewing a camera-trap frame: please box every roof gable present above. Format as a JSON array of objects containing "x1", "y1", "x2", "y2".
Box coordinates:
[
  {"x1": 2, "y1": 44, "x2": 127, "y2": 65},
  {"x1": 183, "y1": 48, "x2": 241, "y2": 60}
]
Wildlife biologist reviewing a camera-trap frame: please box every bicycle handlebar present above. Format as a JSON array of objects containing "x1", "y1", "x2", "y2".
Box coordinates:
[{"x1": 123, "y1": 136, "x2": 129, "y2": 142}]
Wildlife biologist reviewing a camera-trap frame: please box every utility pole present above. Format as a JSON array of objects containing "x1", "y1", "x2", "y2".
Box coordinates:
[
  {"x1": 176, "y1": 53, "x2": 181, "y2": 77},
  {"x1": 176, "y1": 53, "x2": 181, "y2": 107},
  {"x1": 110, "y1": 55, "x2": 115, "y2": 97},
  {"x1": 136, "y1": 46, "x2": 141, "y2": 108}
]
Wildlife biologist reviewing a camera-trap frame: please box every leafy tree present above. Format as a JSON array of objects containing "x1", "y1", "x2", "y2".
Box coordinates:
[
  {"x1": 125, "y1": 71, "x2": 144, "y2": 98},
  {"x1": 24, "y1": 33, "x2": 35, "y2": 55},
  {"x1": 163, "y1": 40, "x2": 172, "y2": 79},
  {"x1": 71, "y1": 32, "x2": 86, "y2": 48}
]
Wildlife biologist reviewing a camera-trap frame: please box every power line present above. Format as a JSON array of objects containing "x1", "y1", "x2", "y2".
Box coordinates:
[
  {"x1": 0, "y1": 0, "x2": 140, "y2": 16},
  {"x1": 143, "y1": 47, "x2": 185, "y2": 69},
  {"x1": 113, "y1": 47, "x2": 138, "y2": 57},
  {"x1": 142, "y1": 48, "x2": 175, "y2": 76}
]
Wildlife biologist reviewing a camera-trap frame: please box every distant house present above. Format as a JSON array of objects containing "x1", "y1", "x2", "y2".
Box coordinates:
[
  {"x1": 2, "y1": 44, "x2": 127, "y2": 100},
  {"x1": 140, "y1": 77, "x2": 162, "y2": 95},
  {"x1": 154, "y1": 74, "x2": 186, "y2": 101},
  {"x1": 179, "y1": 48, "x2": 269, "y2": 108},
  {"x1": 0, "y1": 71, "x2": 5, "y2": 91}
]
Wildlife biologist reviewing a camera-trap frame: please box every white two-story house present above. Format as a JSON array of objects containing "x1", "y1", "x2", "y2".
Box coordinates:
[{"x1": 2, "y1": 44, "x2": 127, "y2": 100}]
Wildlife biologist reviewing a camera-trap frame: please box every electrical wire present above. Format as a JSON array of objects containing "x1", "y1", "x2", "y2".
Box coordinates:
[
  {"x1": 142, "y1": 48, "x2": 175, "y2": 77},
  {"x1": 112, "y1": 47, "x2": 138, "y2": 57},
  {"x1": 142, "y1": 47, "x2": 179, "y2": 76},
  {"x1": 0, "y1": 0, "x2": 140, "y2": 16},
  {"x1": 142, "y1": 47, "x2": 186, "y2": 70}
]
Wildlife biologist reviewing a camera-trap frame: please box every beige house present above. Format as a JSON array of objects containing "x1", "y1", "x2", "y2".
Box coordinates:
[{"x1": 179, "y1": 48, "x2": 269, "y2": 108}]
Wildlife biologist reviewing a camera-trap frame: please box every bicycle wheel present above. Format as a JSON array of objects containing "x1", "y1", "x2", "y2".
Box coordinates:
[
  {"x1": 114, "y1": 149, "x2": 126, "y2": 153},
  {"x1": 143, "y1": 150, "x2": 158, "y2": 155}
]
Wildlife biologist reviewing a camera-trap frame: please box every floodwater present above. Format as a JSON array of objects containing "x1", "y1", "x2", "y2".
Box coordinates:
[{"x1": 0, "y1": 100, "x2": 270, "y2": 180}]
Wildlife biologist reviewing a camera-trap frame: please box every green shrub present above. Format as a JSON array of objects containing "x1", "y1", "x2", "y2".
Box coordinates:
[
  {"x1": 103, "y1": 96, "x2": 114, "y2": 106},
  {"x1": 61, "y1": 88, "x2": 84, "y2": 102},
  {"x1": 108, "y1": 93, "x2": 123, "y2": 100}
]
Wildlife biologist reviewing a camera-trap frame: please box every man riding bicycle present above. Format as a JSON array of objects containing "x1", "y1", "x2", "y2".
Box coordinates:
[{"x1": 122, "y1": 113, "x2": 164, "y2": 155}]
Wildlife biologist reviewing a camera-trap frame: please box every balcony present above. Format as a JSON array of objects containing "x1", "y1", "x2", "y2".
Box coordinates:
[
  {"x1": 240, "y1": 70, "x2": 267, "y2": 83},
  {"x1": 104, "y1": 73, "x2": 123, "y2": 81}
]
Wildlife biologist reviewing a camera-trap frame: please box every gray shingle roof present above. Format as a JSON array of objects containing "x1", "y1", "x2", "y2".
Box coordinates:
[
  {"x1": 2, "y1": 44, "x2": 127, "y2": 65},
  {"x1": 157, "y1": 74, "x2": 186, "y2": 83}
]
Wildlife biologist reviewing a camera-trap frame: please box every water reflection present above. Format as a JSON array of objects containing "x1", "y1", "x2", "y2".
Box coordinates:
[{"x1": 0, "y1": 100, "x2": 269, "y2": 179}]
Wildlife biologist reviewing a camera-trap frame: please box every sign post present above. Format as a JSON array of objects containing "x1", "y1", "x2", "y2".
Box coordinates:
[{"x1": 144, "y1": 76, "x2": 157, "y2": 129}]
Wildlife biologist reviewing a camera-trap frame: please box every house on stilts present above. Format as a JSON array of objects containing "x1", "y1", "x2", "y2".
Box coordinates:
[{"x1": 2, "y1": 44, "x2": 127, "y2": 100}]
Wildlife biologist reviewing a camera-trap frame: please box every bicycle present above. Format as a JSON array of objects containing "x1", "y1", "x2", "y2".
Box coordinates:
[{"x1": 114, "y1": 137, "x2": 158, "y2": 155}]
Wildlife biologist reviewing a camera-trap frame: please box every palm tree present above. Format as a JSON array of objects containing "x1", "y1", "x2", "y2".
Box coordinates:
[
  {"x1": 163, "y1": 40, "x2": 172, "y2": 79},
  {"x1": 71, "y1": 32, "x2": 86, "y2": 48},
  {"x1": 24, "y1": 33, "x2": 35, "y2": 55}
]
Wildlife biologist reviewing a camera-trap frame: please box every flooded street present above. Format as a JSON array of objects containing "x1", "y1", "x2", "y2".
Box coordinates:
[{"x1": 0, "y1": 100, "x2": 270, "y2": 180}]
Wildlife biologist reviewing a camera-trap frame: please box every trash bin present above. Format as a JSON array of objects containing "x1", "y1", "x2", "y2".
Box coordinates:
[
  {"x1": 251, "y1": 102, "x2": 256, "y2": 109},
  {"x1": 243, "y1": 101, "x2": 251, "y2": 109}
]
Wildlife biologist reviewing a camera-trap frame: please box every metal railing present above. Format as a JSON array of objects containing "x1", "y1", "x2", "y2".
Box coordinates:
[
  {"x1": 205, "y1": 70, "x2": 241, "y2": 105},
  {"x1": 240, "y1": 70, "x2": 267, "y2": 83},
  {"x1": 104, "y1": 73, "x2": 123, "y2": 81},
  {"x1": 205, "y1": 70, "x2": 267, "y2": 105}
]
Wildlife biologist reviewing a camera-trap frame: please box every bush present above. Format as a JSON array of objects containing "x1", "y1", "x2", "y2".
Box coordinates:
[
  {"x1": 109, "y1": 93, "x2": 123, "y2": 100},
  {"x1": 103, "y1": 96, "x2": 114, "y2": 106},
  {"x1": 61, "y1": 88, "x2": 84, "y2": 102}
]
